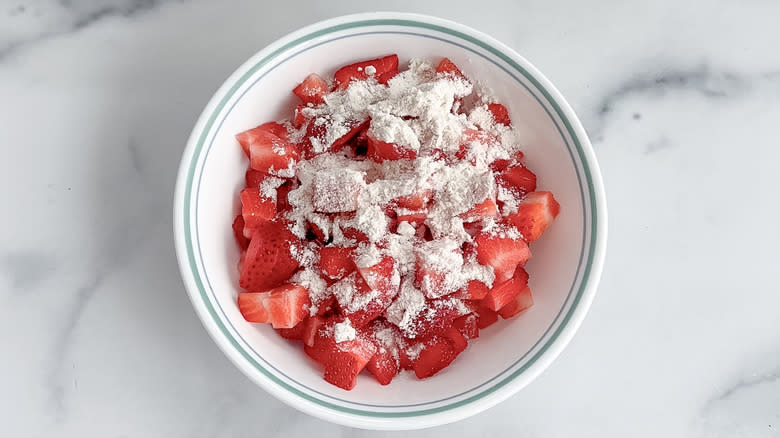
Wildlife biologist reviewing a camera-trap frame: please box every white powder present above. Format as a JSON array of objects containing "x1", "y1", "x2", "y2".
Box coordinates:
[
  {"x1": 267, "y1": 57, "x2": 529, "y2": 330},
  {"x1": 258, "y1": 177, "x2": 285, "y2": 201},
  {"x1": 334, "y1": 319, "x2": 357, "y2": 343}
]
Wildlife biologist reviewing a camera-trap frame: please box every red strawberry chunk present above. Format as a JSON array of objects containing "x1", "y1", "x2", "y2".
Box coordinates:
[
  {"x1": 235, "y1": 122, "x2": 289, "y2": 157},
  {"x1": 474, "y1": 231, "x2": 531, "y2": 283},
  {"x1": 444, "y1": 327, "x2": 468, "y2": 354},
  {"x1": 323, "y1": 335, "x2": 377, "y2": 390},
  {"x1": 332, "y1": 119, "x2": 369, "y2": 151},
  {"x1": 245, "y1": 169, "x2": 265, "y2": 188},
  {"x1": 319, "y1": 246, "x2": 356, "y2": 280},
  {"x1": 487, "y1": 103, "x2": 511, "y2": 125},
  {"x1": 292, "y1": 73, "x2": 329, "y2": 105},
  {"x1": 366, "y1": 348, "x2": 399, "y2": 385},
  {"x1": 333, "y1": 54, "x2": 399, "y2": 89},
  {"x1": 237, "y1": 284, "x2": 310, "y2": 328},
  {"x1": 453, "y1": 279, "x2": 490, "y2": 300},
  {"x1": 250, "y1": 136, "x2": 300, "y2": 175},
  {"x1": 276, "y1": 181, "x2": 294, "y2": 212},
  {"x1": 293, "y1": 105, "x2": 308, "y2": 129},
  {"x1": 239, "y1": 221, "x2": 300, "y2": 292},
  {"x1": 483, "y1": 267, "x2": 529, "y2": 312},
  {"x1": 498, "y1": 165, "x2": 537, "y2": 196},
  {"x1": 240, "y1": 188, "x2": 276, "y2": 231},
  {"x1": 506, "y1": 191, "x2": 560, "y2": 242},
  {"x1": 412, "y1": 336, "x2": 457, "y2": 379},
  {"x1": 472, "y1": 302, "x2": 499, "y2": 329},
  {"x1": 366, "y1": 133, "x2": 417, "y2": 162},
  {"x1": 394, "y1": 189, "x2": 433, "y2": 210},
  {"x1": 436, "y1": 57, "x2": 468, "y2": 82},
  {"x1": 489, "y1": 151, "x2": 525, "y2": 172},
  {"x1": 304, "y1": 325, "x2": 337, "y2": 364},
  {"x1": 395, "y1": 210, "x2": 427, "y2": 228},
  {"x1": 314, "y1": 295, "x2": 337, "y2": 317},
  {"x1": 276, "y1": 317, "x2": 307, "y2": 341},
  {"x1": 302, "y1": 315, "x2": 326, "y2": 347},
  {"x1": 410, "y1": 300, "x2": 462, "y2": 339},
  {"x1": 232, "y1": 215, "x2": 249, "y2": 250},
  {"x1": 453, "y1": 314, "x2": 479, "y2": 339},
  {"x1": 460, "y1": 198, "x2": 499, "y2": 222},
  {"x1": 498, "y1": 285, "x2": 533, "y2": 319},
  {"x1": 331, "y1": 273, "x2": 394, "y2": 327}
]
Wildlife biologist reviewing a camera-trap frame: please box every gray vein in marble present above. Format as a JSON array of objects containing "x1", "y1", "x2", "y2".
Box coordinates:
[
  {"x1": 708, "y1": 369, "x2": 780, "y2": 407},
  {"x1": 644, "y1": 136, "x2": 672, "y2": 155},
  {"x1": 588, "y1": 65, "x2": 780, "y2": 142},
  {"x1": 1, "y1": 251, "x2": 58, "y2": 290},
  {"x1": 0, "y1": 0, "x2": 184, "y2": 60},
  {"x1": 128, "y1": 138, "x2": 145, "y2": 174}
]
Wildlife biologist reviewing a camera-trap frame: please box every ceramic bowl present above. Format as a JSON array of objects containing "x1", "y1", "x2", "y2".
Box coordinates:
[{"x1": 174, "y1": 12, "x2": 607, "y2": 430}]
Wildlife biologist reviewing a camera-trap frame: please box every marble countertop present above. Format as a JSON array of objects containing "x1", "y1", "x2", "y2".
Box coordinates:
[{"x1": 2, "y1": 0, "x2": 778, "y2": 436}]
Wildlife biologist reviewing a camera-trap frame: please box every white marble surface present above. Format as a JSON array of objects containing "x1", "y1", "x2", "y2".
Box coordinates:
[{"x1": 1, "y1": 0, "x2": 779, "y2": 436}]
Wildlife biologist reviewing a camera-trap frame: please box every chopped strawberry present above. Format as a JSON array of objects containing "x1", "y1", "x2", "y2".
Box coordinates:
[
  {"x1": 319, "y1": 246, "x2": 356, "y2": 280},
  {"x1": 453, "y1": 314, "x2": 479, "y2": 339},
  {"x1": 489, "y1": 151, "x2": 525, "y2": 172},
  {"x1": 332, "y1": 272, "x2": 396, "y2": 327},
  {"x1": 292, "y1": 73, "x2": 329, "y2": 105},
  {"x1": 474, "y1": 230, "x2": 531, "y2": 282},
  {"x1": 498, "y1": 165, "x2": 537, "y2": 196},
  {"x1": 240, "y1": 188, "x2": 276, "y2": 231},
  {"x1": 235, "y1": 122, "x2": 289, "y2": 157},
  {"x1": 366, "y1": 348, "x2": 399, "y2": 385},
  {"x1": 412, "y1": 336, "x2": 457, "y2": 379},
  {"x1": 239, "y1": 221, "x2": 300, "y2": 292},
  {"x1": 245, "y1": 169, "x2": 265, "y2": 188},
  {"x1": 444, "y1": 327, "x2": 468, "y2": 354},
  {"x1": 395, "y1": 210, "x2": 427, "y2": 228},
  {"x1": 314, "y1": 295, "x2": 337, "y2": 317},
  {"x1": 398, "y1": 343, "x2": 416, "y2": 370},
  {"x1": 483, "y1": 268, "x2": 529, "y2": 312},
  {"x1": 357, "y1": 256, "x2": 397, "y2": 296},
  {"x1": 276, "y1": 181, "x2": 294, "y2": 212},
  {"x1": 333, "y1": 54, "x2": 399, "y2": 89},
  {"x1": 394, "y1": 189, "x2": 433, "y2": 210},
  {"x1": 323, "y1": 335, "x2": 377, "y2": 390},
  {"x1": 472, "y1": 302, "x2": 499, "y2": 329},
  {"x1": 366, "y1": 133, "x2": 417, "y2": 162},
  {"x1": 410, "y1": 300, "x2": 462, "y2": 339},
  {"x1": 303, "y1": 315, "x2": 326, "y2": 347},
  {"x1": 237, "y1": 284, "x2": 310, "y2": 328},
  {"x1": 239, "y1": 126, "x2": 300, "y2": 175},
  {"x1": 498, "y1": 285, "x2": 533, "y2": 319},
  {"x1": 276, "y1": 317, "x2": 307, "y2": 341},
  {"x1": 487, "y1": 103, "x2": 511, "y2": 125},
  {"x1": 453, "y1": 279, "x2": 490, "y2": 300},
  {"x1": 232, "y1": 215, "x2": 249, "y2": 250},
  {"x1": 460, "y1": 198, "x2": 499, "y2": 222},
  {"x1": 292, "y1": 105, "x2": 308, "y2": 129},
  {"x1": 304, "y1": 323, "x2": 337, "y2": 363},
  {"x1": 332, "y1": 119, "x2": 369, "y2": 152},
  {"x1": 436, "y1": 57, "x2": 468, "y2": 82},
  {"x1": 505, "y1": 191, "x2": 560, "y2": 242}
]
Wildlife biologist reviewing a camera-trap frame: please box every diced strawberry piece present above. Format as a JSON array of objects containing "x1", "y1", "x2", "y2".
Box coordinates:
[
  {"x1": 333, "y1": 54, "x2": 399, "y2": 89},
  {"x1": 356, "y1": 256, "x2": 395, "y2": 289},
  {"x1": 245, "y1": 169, "x2": 265, "y2": 188},
  {"x1": 239, "y1": 221, "x2": 300, "y2": 292},
  {"x1": 303, "y1": 315, "x2": 326, "y2": 347},
  {"x1": 242, "y1": 127, "x2": 300, "y2": 175},
  {"x1": 453, "y1": 314, "x2": 479, "y2": 339},
  {"x1": 332, "y1": 119, "x2": 369, "y2": 151},
  {"x1": 240, "y1": 188, "x2": 276, "y2": 230},
  {"x1": 395, "y1": 210, "x2": 427, "y2": 229},
  {"x1": 319, "y1": 246, "x2": 356, "y2": 280},
  {"x1": 398, "y1": 344, "x2": 416, "y2": 370},
  {"x1": 412, "y1": 336, "x2": 456, "y2": 379},
  {"x1": 487, "y1": 103, "x2": 511, "y2": 125},
  {"x1": 304, "y1": 326, "x2": 337, "y2": 364},
  {"x1": 237, "y1": 284, "x2": 310, "y2": 328},
  {"x1": 444, "y1": 327, "x2": 468, "y2": 354},
  {"x1": 394, "y1": 189, "x2": 433, "y2": 210},
  {"x1": 315, "y1": 295, "x2": 337, "y2": 316},
  {"x1": 312, "y1": 170, "x2": 365, "y2": 213},
  {"x1": 415, "y1": 265, "x2": 448, "y2": 299},
  {"x1": 505, "y1": 191, "x2": 560, "y2": 242},
  {"x1": 292, "y1": 105, "x2": 307, "y2": 129},
  {"x1": 498, "y1": 285, "x2": 533, "y2": 319},
  {"x1": 453, "y1": 280, "x2": 490, "y2": 300},
  {"x1": 483, "y1": 277, "x2": 527, "y2": 312},
  {"x1": 235, "y1": 122, "x2": 289, "y2": 157},
  {"x1": 460, "y1": 198, "x2": 498, "y2": 222},
  {"x1": 366, "y1": 348, "x2": 399, "y2": 385},
  {"x1": 276, "y1": 181, "x2": 294, "y2": 212},
  {"x1": 276, "y1": 317, "x2": 307, "y2": 340},
  {"x1": 332, "y1": 273, "x2": 395, "y2": 327},
  {"x1": 472, "y1": 302, "x2": 499, "y2": 329},
  {"x1": 411, "y1": 300, "x2": 462, "y2": 339},
  {"x1": 498, "y1": 165, "x2": 537, "y2": 196},
  {"x1": 457, "y1": 129, "x2": 499, "y2": 162},
  {"x1": 232, "y1": 215, "x2": 249, "y2": 250},
  {"x1": 323, "y1": 335, "x2": 377, "y2": 390},
  {"x1": 366, "y1": 133, "x2": 417, "y2": 162},
  {"x1": 474, "y1": 231, "x2": 531, "y2": 283},
  {"x1": 293, "y1": 73, "x2": 329, "y2": 105},
  {"x1": 436, "y1": 57, "x2": 468, "y2": 82},
  {"x1": 489, "y1": 151, "x2": 525, "y2": 172}
]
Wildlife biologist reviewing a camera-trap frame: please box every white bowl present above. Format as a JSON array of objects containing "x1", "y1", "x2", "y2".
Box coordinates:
[{"x1": 173, "y1": 12, "x2": 607, "y2": 430}]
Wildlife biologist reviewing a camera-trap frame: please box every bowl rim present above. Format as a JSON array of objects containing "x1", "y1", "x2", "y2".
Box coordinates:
[{"x1": 173, "y1": 11, "x2": 608, "y2": 430}]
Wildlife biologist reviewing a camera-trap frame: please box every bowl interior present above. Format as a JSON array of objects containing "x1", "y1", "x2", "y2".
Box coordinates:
[{"x1": 180, "y1": 18, "x2": 597, "y2": 427}]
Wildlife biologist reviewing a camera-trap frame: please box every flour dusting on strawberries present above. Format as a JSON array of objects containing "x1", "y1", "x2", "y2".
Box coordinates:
[{"x1": 232, "y1": 54, "x2": 560, "y2": 390}]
